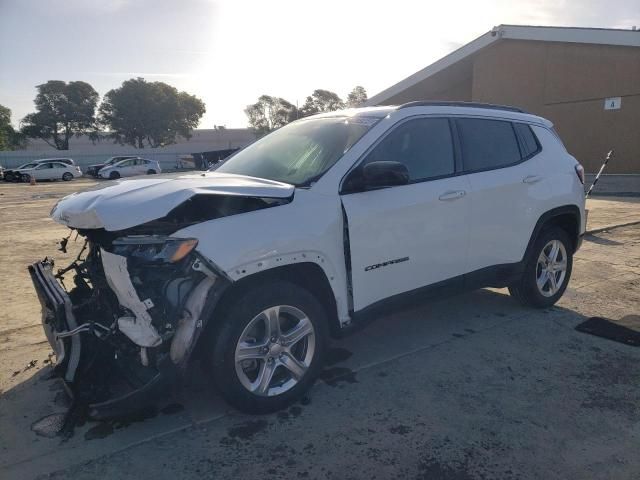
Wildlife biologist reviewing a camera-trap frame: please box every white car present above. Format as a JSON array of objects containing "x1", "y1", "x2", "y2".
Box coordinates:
[
  {"x1": 32, "y1": 102, "x2": 585, "y2": 417},
  {"x1": 18, "y1": 160, "x2": 82, "y2": 182},
  {"x1": 98, "y1": 157, "x2": 161, "y2": 179}
]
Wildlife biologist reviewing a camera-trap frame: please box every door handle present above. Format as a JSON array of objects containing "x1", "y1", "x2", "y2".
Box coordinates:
[
  {"x1": 523, "y1": 175, "x2": 543, "y2": 184},
  {"x1": 438, "y1": 190, "x2": 466, "y2": 201}
]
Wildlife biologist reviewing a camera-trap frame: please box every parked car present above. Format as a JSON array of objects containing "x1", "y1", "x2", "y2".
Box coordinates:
[
  {"x1": 31, "y1": 102, "x2": 585, "y2": 417},
  {"x1": 4, "y1": 158, "x2": 76, "y2": 182},
  {"x1": 98, "y1": 157, "x2": 161, "y2": 179},
  {"x1": 19, "y1": 160, "x2": 82, "y2": 182},
  {"x1": 0, "y1": 165, "x2": 4, "y2": 180},
  {"x1": 4, "y1": 162, "x2": 40, "y2": 182},
  {"x1": 86, "y1": 156, "x2": 139, "y2": 177}
]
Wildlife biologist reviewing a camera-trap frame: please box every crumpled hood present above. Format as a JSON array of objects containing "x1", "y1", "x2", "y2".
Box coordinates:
[{"x1": 51, "y1": 172, "x2": 294, "y2": 231}]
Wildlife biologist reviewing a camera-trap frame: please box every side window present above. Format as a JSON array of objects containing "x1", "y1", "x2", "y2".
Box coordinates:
[
  {"x1": 457, "y1": 118, "x2": 521, "y2": 172},
  {"x1": 513, "y1": 123, "x2": 540, "y2": 159},
  {"x1": 364, "y1": 118, "x2": 454, "y2": 182}
]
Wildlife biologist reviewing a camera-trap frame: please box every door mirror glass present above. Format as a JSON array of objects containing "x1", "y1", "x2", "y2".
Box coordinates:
[{"x1": 362, "y1": 161, "x2": 409, "y2": 188}]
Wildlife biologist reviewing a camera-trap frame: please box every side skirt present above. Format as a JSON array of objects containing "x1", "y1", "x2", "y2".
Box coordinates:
[{"x1": 340, "y1": 262, "x2": 524, "y2": 336}]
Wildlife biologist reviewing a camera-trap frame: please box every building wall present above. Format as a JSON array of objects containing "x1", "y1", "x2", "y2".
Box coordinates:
[
  {"x1": 383, "y1": 58, "x2": 474, "y2": 105},
  {"x1": 472, "y1": 40, "x2": 640, "y2": 173}
]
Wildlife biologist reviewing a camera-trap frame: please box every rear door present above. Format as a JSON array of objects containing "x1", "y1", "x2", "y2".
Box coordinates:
[
  {"x1": 118, "y1": 159, "x2": 136, "y2": 177},
  {"x1": 457, "y1": 117, "x2": 550, "y2": 271},
  {"x1": 341, "y1": 117, "x2": 471, "y2": 311},
  {"x1": 32, "y1": 163, "x2": 50, "y2": 180}
]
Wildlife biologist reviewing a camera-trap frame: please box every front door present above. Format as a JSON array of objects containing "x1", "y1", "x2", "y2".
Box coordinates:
[{"x1": 341, "y1": 117, "x2": 471, "y2": 312}]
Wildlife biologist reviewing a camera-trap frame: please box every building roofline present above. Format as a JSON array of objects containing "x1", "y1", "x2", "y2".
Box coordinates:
[{"x1": 366, "y1": 24, "x2": 640, "y2": 106}]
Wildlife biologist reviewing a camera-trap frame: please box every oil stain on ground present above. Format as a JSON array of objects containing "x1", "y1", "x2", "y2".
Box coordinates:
[
  {"x1": 226, "y1": 419, "x2": 269, "y2": 441},
  {"x1": 319, "y1": 366, "x2": 358, "y2": 386},
  {"x1": 325, "y1": 347, "x2": 353, "y2": 366}
]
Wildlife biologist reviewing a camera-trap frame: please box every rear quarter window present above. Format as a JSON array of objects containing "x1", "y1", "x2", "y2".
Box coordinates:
[
  {"x1": 514, "y1": 123, "x2": 541, "y2": 158},
  {"x1": 457, "y1": 118, "x2": 521, "y2": 172}
]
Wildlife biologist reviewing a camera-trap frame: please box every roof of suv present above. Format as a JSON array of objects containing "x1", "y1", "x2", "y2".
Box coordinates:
[{"x1": 311, "y1": 102, "x2": 552, "y2": 128}]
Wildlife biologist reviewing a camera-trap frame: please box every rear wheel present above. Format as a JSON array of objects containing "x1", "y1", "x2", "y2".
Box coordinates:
[
  {"x1": 208, "y1": 281, "x2": 328, "y2": 414},
  {"x1": 109, "y1": 171, "x2": 120, "y2": 180},
  {"x1": 146, "y1": 169, "x2": 156, "y2": 175},
  {"x1": 509, "y1": 227, "x2": 573, "y2": 308},
  {"x1": 62, "y1": 172, "x2": 73, "y2": 181}
]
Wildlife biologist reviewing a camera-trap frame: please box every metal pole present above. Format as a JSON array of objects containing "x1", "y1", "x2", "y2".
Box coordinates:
[{"x1": 585, "y1": 150, "x2": 613, "y2": 199}]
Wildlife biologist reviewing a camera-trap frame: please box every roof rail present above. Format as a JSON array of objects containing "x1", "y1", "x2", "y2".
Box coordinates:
[{"x1": 397, "y1": 101, "x2": 526, "y2": 113}]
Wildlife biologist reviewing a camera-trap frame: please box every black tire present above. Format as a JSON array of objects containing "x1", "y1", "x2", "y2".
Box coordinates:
[
  {"x1": 146, "y1": 169, "x2": 156, "y2": 175},
  {"x1": 509, "y1": 227, "x2": 573, "y2": 308},
  {"x1": 5, "y1": 172, "x2": 13, "y2": 182},
  {"x1": 62, "y1": 172, "x2": 73, "y2": 181},
  {"x1": 208, "y1": 281, "x2": 328, "y2": 414},
  {"x1": 22, "y1": 174, "x2": 31, "y2": 183},
  {"x1": 109, "y1": 171, "x2": 120, "y2": 180}
]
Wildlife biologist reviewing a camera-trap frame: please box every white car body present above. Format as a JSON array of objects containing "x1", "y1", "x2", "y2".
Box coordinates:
[
  {"x1": 98, "y1": 157, "x2": 161, "y2": 179},
  {"x1": 51, "y1": 104, "x2": 585, "y2": 324},
  {"x1": 18, "y1": 161, "x2": 81, "y2": 181},
  {"x1": 37, "y1": 103, "x2": 586, "y2": 415}
]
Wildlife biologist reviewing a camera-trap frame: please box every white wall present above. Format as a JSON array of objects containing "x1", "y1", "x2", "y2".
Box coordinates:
[{"x1": 0, "y1": 129, "x2": 257, "y2": 169}]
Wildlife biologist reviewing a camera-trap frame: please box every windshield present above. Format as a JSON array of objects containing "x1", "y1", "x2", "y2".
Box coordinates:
[
  {"x1": 19, "y1": 163, "x2": 37, "y2": 169},
  {"x1": 215, "y1": 116, "x2": 378, "y2": 186}
]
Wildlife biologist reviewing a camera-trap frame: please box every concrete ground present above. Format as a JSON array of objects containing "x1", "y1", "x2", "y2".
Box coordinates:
[{"x1": 0, "y1": 179, "x2": 639, "y2": 480}]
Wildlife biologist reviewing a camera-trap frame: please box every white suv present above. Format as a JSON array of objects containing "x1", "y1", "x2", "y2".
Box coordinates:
[{"x1": 31, "y1": 102, "x2": 585, "y2": 417}]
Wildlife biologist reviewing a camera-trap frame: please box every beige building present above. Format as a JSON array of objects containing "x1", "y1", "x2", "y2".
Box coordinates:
[{"x1": 367, "y1": 25, "x2": 640, "y2": 174}]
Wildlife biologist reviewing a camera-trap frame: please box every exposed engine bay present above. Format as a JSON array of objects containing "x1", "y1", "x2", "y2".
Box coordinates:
[{"x1": 31, "y1": 229, "x2": 229, "y2": 419}]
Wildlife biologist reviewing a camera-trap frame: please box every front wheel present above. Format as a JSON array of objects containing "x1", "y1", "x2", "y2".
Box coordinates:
[
  {"x1": 146, "y1": 169, "x2": 157, "y2": 175},
  {"x1": 208, "y1": 281, "x2": 328, "y2": 414},
  {"x1": 509, "y1": 227, "x2": 573, "y2": 308},
  {"x1": 109, "y1": 171, "x2": 120, "y2": 180},
  {"x1": 22, "y1": 174, "x2": 31, "y2": 183}
]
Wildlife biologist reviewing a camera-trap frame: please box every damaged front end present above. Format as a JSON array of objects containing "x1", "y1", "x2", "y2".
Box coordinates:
[{"x1": 29, "y1": 232, "x2": 228, "y2": 419}]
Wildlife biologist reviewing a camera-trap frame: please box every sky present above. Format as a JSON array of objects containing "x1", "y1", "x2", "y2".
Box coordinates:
[{"x1": 0, "y1": 0, "x2": 638, "y2": 129}]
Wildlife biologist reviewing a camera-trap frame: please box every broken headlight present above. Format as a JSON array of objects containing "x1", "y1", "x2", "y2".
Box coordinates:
[{"x1": 112, "y1": 236, "x2": 198, "y2": 264}]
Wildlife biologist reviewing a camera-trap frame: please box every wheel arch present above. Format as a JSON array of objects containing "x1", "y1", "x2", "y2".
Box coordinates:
[
  {"x1": 209, "y1": 262, "x2": 342, "y2": 338},
  {"x1": 524, "y1": 205, "x2": 581, "y2": 260}
]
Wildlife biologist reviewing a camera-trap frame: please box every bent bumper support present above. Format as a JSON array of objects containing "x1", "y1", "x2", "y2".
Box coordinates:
[{"x1": 29, "y1": 260, "x2": 82, "y2": 383}]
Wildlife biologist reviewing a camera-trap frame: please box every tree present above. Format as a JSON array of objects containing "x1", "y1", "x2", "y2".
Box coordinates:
[
  {"x1": 346, "y1": 86, "x2": 368, "y2": 108},
  {"x1": 245, "y1": 95, "x2": 298, "y2": 135},
  {"x1": 0, "y1": 105, "x2": 26, "y2": 151},
  {"x1": 21, "y1": 80, "x2": 99, "y2": 150},
  {"x1": 99, "y1": 78, "x2": 206, "y2": 148},
  {"x1": 300, "y1": 89, "x2": 344, "y2": 116}
]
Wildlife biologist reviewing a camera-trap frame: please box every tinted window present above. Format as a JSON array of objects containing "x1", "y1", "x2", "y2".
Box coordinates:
[
  {"x1": 514, "y1": 123, "x2": 540, "y2": 158},
  {"x1": 364, "y1": 118, "x2": 454, "y2": 181},
  {"x1": 457, "y1": 118, "x2": 521, "y2": 171}
]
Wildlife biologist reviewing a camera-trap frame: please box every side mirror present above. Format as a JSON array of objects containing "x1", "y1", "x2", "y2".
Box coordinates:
[{"x1": 362, "y1": 161, "x2": 409, "y2": 188}]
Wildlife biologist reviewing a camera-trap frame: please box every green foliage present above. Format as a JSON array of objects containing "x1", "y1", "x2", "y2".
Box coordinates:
[
  {"x1": 99, "y1": 78, "x2": 206, "y2": 148},
  {"x1": 346, "y1": 86, "x2": 368, "y2": 108},
  {"x1": 245, "y1": 95, "x2": 299, "y2": 135},
  {"x1": 246, "y1": 86, "x2": 365, "y2": 133},
  {"x1": 300, "y1": 89, "x2": 344, "y2": 116},
  {"x1": 0, "y1": 105, "x2": 26, "y2": 151},
  {"x1": 20, "y1": 80, "x2": 99, "y2": 150}
]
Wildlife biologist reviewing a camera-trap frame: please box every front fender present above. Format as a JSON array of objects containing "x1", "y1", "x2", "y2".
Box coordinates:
[{"x1": 172, "y1": 189, "x2": 351, "y2": 325}]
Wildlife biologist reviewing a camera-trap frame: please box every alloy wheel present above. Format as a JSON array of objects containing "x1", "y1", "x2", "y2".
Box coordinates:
[
  {"x1": 234, "y1": 305, "x2": 315, "y2": 397},
  {"x1": 536, "y1": 239, "x2": 567, "y2": 297}
]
